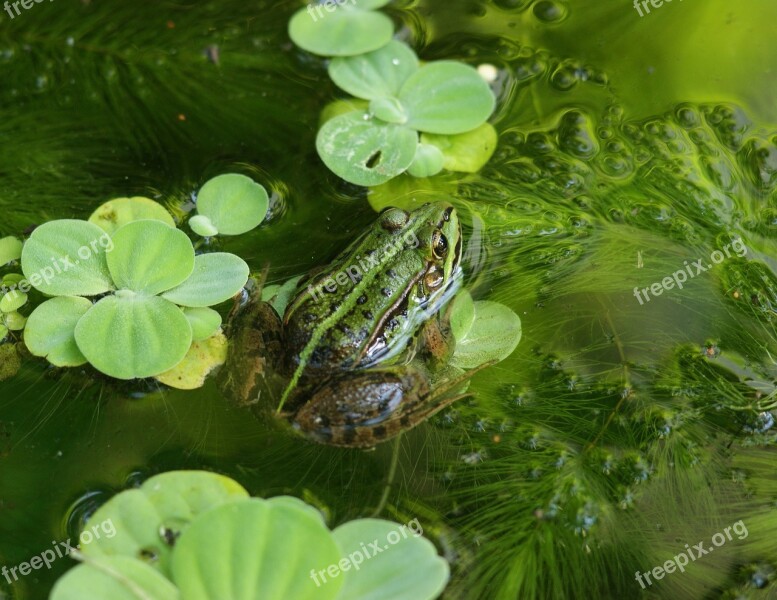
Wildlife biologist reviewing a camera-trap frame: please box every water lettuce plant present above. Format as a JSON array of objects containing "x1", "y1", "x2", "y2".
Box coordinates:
[
  {"x1": 22, "y1": 218, "x2": 249, "y2": 379},
  {"x1": 51, "y1": 471, "x2": 449, "y2": 600},
  {"x1": 317, "y1": 41, "x2": 496, "y2": 185},
  {"x1": 287, "y1": 3, "x2": 498, "y2": 186}
]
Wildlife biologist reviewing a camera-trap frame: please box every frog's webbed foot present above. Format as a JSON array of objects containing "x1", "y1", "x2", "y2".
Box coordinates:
[{"x1": 221, "y1": 297, "x2": 284, "y2": 409}]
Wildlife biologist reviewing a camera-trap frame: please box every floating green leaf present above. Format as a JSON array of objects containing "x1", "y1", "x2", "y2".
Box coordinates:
[
  {"x1": 21, "y1": 220, "x2": 115, "y2": 296},
  {"x1": 333, "y1": 519, "x2": 449, "y2": 600},
  {"x1": 161, "y1": 253, "x2": 249, "y2": 308},
  {"x1": 50, "y1": 556, "x2": 181, "y2": 600},
  {"x1": 288, "y1": 3, "x2": 394, "y2": 58},
  {"x1": 369, "y1": 97, "x2": 408, "y2": 124},
  {"x1": 195, "y1": 174, "x2": 269, "y2": 236},
  {"x1": 24, "y1": 297, "x2": 92, "y2": 367},
  {"x1": 155, "y1": 331, "x2": 228, "y2": 390},
  {"x1": 74, "y1": 294, "x2": 192, "y2": 379},
  {"x1": 421, "y1": 123, "x2": 498, "y2": 173},
  {"x1": 0, "y1": 290, "x2": 26, "y2": 313},
  {"x1": 400, "y1": 62, "x2": 496, "y2": 134},
  {"x1": 317, "y1": 112, "x2": 418, "y2": 186},
  {"x1": 451, "y1": 300, "x2": 522, "y2": 369},
  {"x1": 188, "y1": 215, "x2": 219, "y2": 238},
  {"x1": 320, "y1": 99, "x2": 371, "y2": 127},
  {"x1": 407, "y1": 143, "x2": 445, "y2": 178},
  {"x1": 108, "y1": 220, "x2": 195, "y2": 295},
  {"x1": 4, "y1": 311, "x2": 26, "y2": 331},
  {"x1": 171, "y1": 499, "x2": 343, "y2": 600},
  {"x1": 0, "y1": 236, "x2": 22, "y2": 266},
  {"x1": 182, "y1": 307, "x2": 222, "y2": 341},
  {"x1": 328, "y1": 40, "x2": 419, "y2": 100},
  {"x1": 88, "y1": 197, "x2": 176, "y2": 235},
  {"x1": 449, "y1": 289, "x2": 476, "y2": 341},
  {"x1": 80, "y1": 471, "x2": 249, "y2": 577}
]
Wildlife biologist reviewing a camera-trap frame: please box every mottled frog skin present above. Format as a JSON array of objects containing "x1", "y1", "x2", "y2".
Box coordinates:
[{"x1": 223, "y1": 202, "x2": 473, "y2": 448}]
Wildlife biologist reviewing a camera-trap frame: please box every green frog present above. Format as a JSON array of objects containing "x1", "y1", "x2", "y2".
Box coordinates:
[{"x1": 223, "y1": 202, "x2": 478, "y2": 448}]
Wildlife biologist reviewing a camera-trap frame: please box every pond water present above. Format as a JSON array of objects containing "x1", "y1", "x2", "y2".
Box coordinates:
[{"x1": 1, "y1": 0, "x2": 777, "y2": 598}]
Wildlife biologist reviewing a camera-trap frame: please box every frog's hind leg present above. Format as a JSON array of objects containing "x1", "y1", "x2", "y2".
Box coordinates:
[{"x1": 292, "y1": 362, "x2": 493, "y2": 448}]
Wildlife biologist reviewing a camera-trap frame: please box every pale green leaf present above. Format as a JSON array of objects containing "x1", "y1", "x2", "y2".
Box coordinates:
[
  {"x1": 24, "y1": 296, "x2": 92, "y2": 367},
  {"x1": 332, "y1": 518, "x2": 449, "y2": 600},
  {"x1": 288, "y1": 5, "x2": 393, "y2": 57},
  {"x1": 316, "y1": 112, "x2": 418, "y2": 186},
  {"x1": 88, "y1": 197, "x2": 176, "y2": 235},
  {"x1": 21, "y1": 220, "x2": 115, "y2": 296},
  {"x1": 107, "y1": 220, "x2": 195, "y2": 295},
  {"x1": 50, "y1": 556, "x2": 180, "y2": 600},
  {"x1": 196, "y1": 174, "x2": 269, "y2": 236},
  {"x1": 421, "y1": 123, "x2": 498, "y2": 172},
  {"x1": 0, "y1": 236, "x2": 22, "y2": 266},
  {"x1": 449, "y1": 289, "x2": 476, "y2": 341},
  {"x1": 407, "y1": 143, "x2": 445, "y2": 178},
  {"x1": 188, "y1": 215, "x2": 219, "y2": 238},
  {"x1": 161, "y1": 253, "x2": 249, "y2": 308},
  {"x1": 80, "y1": 471, "x2": 249, "y2": 577},
  {"x1": 400, "y1": 62, "x2": 496, "y2": 134},
  {"x1": 182, "y1": 307, "x2": 222, "y2": 341},
  {"x1": 4, "y1": 311, "x2": 26, "y2": 331},
  {"x1": 328, "y1": 40, "x2": 419, "y2": 100},
  {"x1": 171, "y1": 499, "x2": 343, "y2": 600},
  {"x1": 451, "y1": 300, "x2": 522, "y2": 369},
  {"x1": 74, "y1": 294, "x2": 192, "y2": 379},
  {"x1": 0, "y1": 290, "x2": 26, "y2": 313}
]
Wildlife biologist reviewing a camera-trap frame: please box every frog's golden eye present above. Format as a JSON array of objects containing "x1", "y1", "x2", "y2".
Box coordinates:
[
  {"x1": 380, "y1": 208, "x2": 410, "y2": 231},
  {"x1": 432, "y1": 230, "x2": 448, "y2": 259}
]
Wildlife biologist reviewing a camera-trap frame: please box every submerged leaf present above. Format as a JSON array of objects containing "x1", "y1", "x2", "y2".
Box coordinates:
[
  {"x1": 24, "y1": 296, "x2": 92, "y2": 367},
  {"x1": 74, "y1": 293, "x2": 192, "y2": 379},
  {"x1": 421, "y1": 123, "x2": 498, "y2": 173},
  {"x1": 155, "y1": 330, "x2": 228, "y2": 390},
  {"x1": 407, "y1": 143, "x2": 445, "y2": 178},
  {"x1": 316, "y1": 112, "x2": 417, "y2": 186},
  {"x1": 451, "y1": 300, "x2": 522, "y2": 369},
  {"x1": 88, "y1": 197, "x2": 176, "y2": 235}
]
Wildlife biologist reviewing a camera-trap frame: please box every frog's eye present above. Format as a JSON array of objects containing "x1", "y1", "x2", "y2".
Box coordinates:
[
  {"x1": 380, "y1": 208, "x2": 410, "y2": 231},
  {"x1": 432, "y1": 230, "x2": 449, "y2": 259}
]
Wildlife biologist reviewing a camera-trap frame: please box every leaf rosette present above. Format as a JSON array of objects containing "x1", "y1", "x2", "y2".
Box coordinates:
[{"x1": 23, "y1": 219, "x2": 249, "y2": 379}]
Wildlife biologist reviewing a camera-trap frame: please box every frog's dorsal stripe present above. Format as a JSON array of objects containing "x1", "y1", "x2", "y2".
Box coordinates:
[{"x1": 277, "y1": 215, "x2": 430, "y2": 412}]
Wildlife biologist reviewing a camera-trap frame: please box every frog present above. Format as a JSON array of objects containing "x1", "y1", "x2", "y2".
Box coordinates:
[{"x1": 222, "y1": 202, "x2": 480, "y2": 448}]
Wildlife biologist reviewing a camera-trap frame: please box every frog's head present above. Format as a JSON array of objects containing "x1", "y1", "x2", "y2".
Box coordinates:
[{"x1": 379, "y1": 201, "x2": 463, "y2": 304}]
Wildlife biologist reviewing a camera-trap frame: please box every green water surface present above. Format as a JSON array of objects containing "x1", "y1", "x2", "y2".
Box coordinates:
[{"x1": 1, "y1": 0, "x2": 777, "y2": 598}]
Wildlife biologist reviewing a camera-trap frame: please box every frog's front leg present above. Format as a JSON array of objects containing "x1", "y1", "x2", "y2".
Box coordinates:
[{"x1": 292, "y1": 365, "x2": 468, "y2": 448}]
